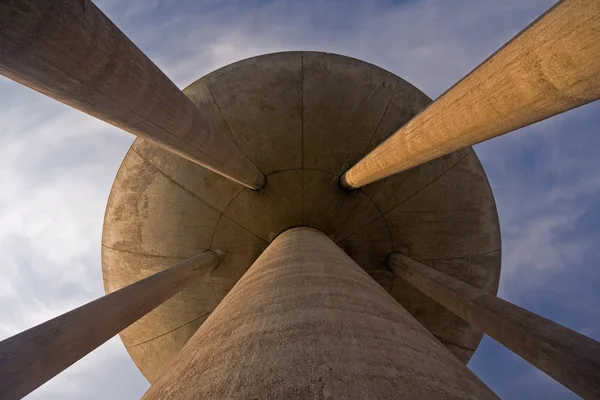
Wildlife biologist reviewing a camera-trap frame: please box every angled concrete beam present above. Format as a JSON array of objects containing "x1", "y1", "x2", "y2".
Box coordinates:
[
  {"x1": 387, "y1": 252, "x2": 600, "y2": 399},
  {"x1": 142, "y1": 228, "x2": 498, "y2": 400},
  {"x1": 341, "y1": 0, "x2": 600, "y2": 189},
  {"x1": 0, "y1": 251, "x2": 218, "y2": 400},
  {"x1": 0, "y1": 1, "x2": 265, "y2": 189}
]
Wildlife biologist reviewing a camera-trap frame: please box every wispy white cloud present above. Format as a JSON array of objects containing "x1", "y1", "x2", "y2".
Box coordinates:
[
  {"x1": 119, "y1": 0, "x2": 553, "y2": 94},
  {"x1": 477, "y1": 103, "x2": 600, "y2": 317},
  {"x1": 0, "y1": 82, "x2": 140, "y2": 397}
]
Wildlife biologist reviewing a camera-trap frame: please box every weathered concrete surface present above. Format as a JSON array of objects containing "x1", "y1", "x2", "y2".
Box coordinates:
[
  {"x1": 206, "y1": 52, "x2": 303, "y2": 174},
  {"x1": 209, "y1": 216, "x2": 268, "y2": 302},
  {"x1": 341, "y1": 0, "x2": 600, "y2": 189},
  {"x1": 133, "y1": 139, "x2": 243, "y2": 212},
  {"x1": 389, "y1": 250, "x2": 500, "y2": 353},
  {"x1": 0, "y1": 0, "x2": 265, "y2": 189},
  {"x1": 0, "y1": 252, "x2": 218, "y2": 400},
  {"x1": 142, "y1": 228, "x2": 498, "y2": 400},
  {"x1": 102, "y1": 52, "x2": 501, "y2": 379},
  {"x1": 125, "y1": 315, "x2": 211, "y2": 383},
  {"x1": 388, "y1": 253, "x2": 600, "y2": 399},
  {"x1": 224, "y1": 170, "x2": 303, "y2": 242},
  {"x1": 302, "y1": 53, "x2": 399, "y2": 175},
  {"x1": 103, "y1": 149, "x2": 221, "y2": 258},
  {"x1": 102, "y1": 248, "x2": 217, "y2": 347},
  {"x1": 384, "y1": 149, "x2": 500, "y2": 259},
  {"x1": 303, "y1": 169, "x2": 381, "y2": 242}
]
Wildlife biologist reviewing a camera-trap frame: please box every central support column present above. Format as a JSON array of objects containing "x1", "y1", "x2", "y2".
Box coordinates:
[{"x1": 143, "y1": 227, "x2": 497, "y2": 399}]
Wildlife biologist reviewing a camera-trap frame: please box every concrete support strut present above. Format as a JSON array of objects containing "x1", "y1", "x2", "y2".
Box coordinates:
[
  {"x1": 142, "y1": 228, "x2": 497, "y2": 400},
  {"x1": 387, "y1": 252, "x2": 600, "y2": 399},
  {"x1": 0, "y1": 0, "x2": 265, "y2": 189},
  {"x1": 0, "y1": 251, "x2": 218, "y2": 400},
  {"x1": 341, "y1": 0, "x2": 600, "y2": 189}
]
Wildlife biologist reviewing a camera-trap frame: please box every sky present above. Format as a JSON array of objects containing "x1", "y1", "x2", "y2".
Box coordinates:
[{"x1": 1, "y1": 0, "x2": 598, "y2": 398}]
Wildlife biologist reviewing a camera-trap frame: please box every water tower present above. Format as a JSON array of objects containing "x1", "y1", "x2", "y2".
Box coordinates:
[{"x1": 1, "y1": 1, "x2": 599, "y2": 399}]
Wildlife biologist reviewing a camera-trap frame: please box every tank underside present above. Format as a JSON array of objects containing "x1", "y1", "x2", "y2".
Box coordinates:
[{"x1": 101, "y1": 51, "x2": 501, "y2": 382}]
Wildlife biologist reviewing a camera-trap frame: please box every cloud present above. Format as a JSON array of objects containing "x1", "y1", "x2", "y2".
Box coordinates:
[
  {"x1": 0, "y1": 81, "x2": 140, "y2": 397},
  {"x1": 110, "y1": 0, "x2": 554, "y2": 94},
  {"x1": 28, "y1": 338, "x2": 147, "y2": 400},
  {"x1": 472, "y1": 102, "x2": 600, "y2": 399},
  {"x1": 476, "y1": 103, "x2": 600, "y2": 321}
]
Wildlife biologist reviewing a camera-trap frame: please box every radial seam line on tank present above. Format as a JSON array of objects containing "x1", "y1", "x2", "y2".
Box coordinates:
[
  {"x1": 128, "y1": 312, "x2": 213, "y2": 348},
  {"x1": 101, "y1": 244, "x2": 189, "y2": 260},
  {"x1": 436, "y1": 336, "x2": 476, "y2": 351},
  {"x1": 239, "y1": 166, "x2": 316, "y2": 177},
  {"x1": 219, "y1": 170, "x2": 307, "y2": 244},
  {"x1": 213, "y1": 171, "x2": 270, "y2": 243},
  {"x1": 204, "y1": 80, "x2": 244, "y2": 153},
  {"x1": 206, "y1": 212, "x2": 222, "y2": 306},
  {"x1": 359, "y1": 78, "x2": 400, "y2": 159},
  {"x1": 412, "y1": 248, "x2": 501, "y2": 262},
  {"x1": 131, "y1": 147, "x2": 223, "y2": 215},
  {"x1": 209, "y1": 213, "x2": 224, "y2": 250},
  {"x1": 207, "y1": 270, "x2": 220, "y2": 306},
  {"x1": 282, "y1": 166, "x2": 350, "y2": 176},
  {"x1": 338, "y1": 187, "x2": 394, "y2": 257},
  {"x1": 335, "y1": 190, "x2": 384, "y2": 244},
  {"x1": 301, "y1": 52, "x2": 305, "y2": 225},
  {"x1": 221, "y1": 214, "x2": 269, "y2": 246},
  {"x1": 389, "y1": 274, "x2": 399, "y2": 296},
  {"x1": 220, "y1": 175, "x2": 247, "y2": 215},
  {"x1": 131, "y1": 149, "x2": 265, "y2": 244},
  {"x1": 207, "y1": 212, "x2": 224, "y2": 304},
  {"x1": 244, "y1": 167, "x2": 365, "y2": 177},
  {"x1": 384, "y1": 149, "x2": 472, "y2": 216}
]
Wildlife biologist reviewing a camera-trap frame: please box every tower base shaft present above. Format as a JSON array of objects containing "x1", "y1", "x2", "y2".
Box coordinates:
[{"x1": 143, "y1": 227, "x2": 496, "y2": 399}]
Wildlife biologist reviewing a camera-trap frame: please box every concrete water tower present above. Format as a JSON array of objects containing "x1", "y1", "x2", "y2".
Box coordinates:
[{"x1": 1, "y1": 1, "x2": 600, "y2": 399}]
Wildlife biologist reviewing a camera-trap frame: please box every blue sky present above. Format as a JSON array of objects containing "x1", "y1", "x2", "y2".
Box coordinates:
[{"x1": 1, "y1": 0, "x2": 598, "y2": 398}]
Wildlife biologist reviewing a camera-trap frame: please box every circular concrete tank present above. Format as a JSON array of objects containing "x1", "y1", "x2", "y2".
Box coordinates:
[{"x1": 101, "y1": 51, "x2": 501, "y2": 382}]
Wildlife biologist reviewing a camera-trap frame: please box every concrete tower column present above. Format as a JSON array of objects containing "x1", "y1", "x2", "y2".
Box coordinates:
[
  {"x1": 0, "y1": 251, "x2": 218, "y2": 400},
  {"x1": 341, "y1": 0, "x2": 600, "y2": 189},
  {"x1": 142, "y1": 228, "x2": 497, "y2": 400},
  {"x1": 0, "y1": 0, "x2": 265, "y2": 189},
  {"x1": 387, "y1": 253, "x2": 600, "y2": 399}
]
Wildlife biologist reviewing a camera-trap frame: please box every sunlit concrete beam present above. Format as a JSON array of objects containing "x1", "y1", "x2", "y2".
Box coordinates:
[
  {"x1": 341, "y1": 0, "x2": 600, "y2": 189},
  {"x1": 387, "y1": 252, "x2": 600, "y2": 399},
  {"x1": 0, "y1": 251, "x2": 219, "y2": 399}
]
